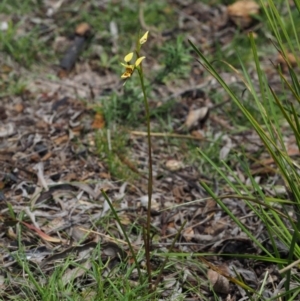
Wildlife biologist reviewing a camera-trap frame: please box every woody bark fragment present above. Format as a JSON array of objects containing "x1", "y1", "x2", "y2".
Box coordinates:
[{"x1": 59, "y1": 23, "x2": 92, "y2": 76}]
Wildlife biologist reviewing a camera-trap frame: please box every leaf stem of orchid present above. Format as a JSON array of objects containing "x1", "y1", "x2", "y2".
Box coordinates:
[
  {"x1": 137, "y1": 67, "x2": 153, "y2": 289},
  {"x1": 101, "y1": 189, "x2": 142, "y2": 281}
]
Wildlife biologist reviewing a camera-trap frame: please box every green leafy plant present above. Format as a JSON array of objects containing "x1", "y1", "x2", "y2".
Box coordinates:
[
  {"x1": 155, "y1": 35, "x2": 192, "y2": 83},
  {"x1": 100, "y1": 82, "x2": 147, "y2": 127}
]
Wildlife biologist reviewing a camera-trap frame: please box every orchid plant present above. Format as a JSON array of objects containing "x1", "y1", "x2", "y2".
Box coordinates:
[{"x1": 120, "y1": 31, "x2": 154, "y2": 288}]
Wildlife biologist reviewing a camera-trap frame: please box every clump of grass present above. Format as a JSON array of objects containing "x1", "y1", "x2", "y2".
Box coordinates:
[
  {"x1": 190, "y1": 0, "x2": 300, "y2": 298},
  {"x1": 95, "y1": 128, "x2": 139, "y2": 181},
  {"x1": 0, "y1": 0, "x2": 43, "y2": 14},
  {"x1": 0, "y1": 22, "x2": 37, "y2": 67}
]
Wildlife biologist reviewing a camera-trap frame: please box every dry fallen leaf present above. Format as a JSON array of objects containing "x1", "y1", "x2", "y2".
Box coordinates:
[
  {"x1": 13, "y1": 103, "x2": 24, "y2": 113},
  {"x1": 227, "y1": 0, "x2": 260, "y2": 28},
  {"x1": 219, "y1": 135, "x2": 233, "y2": 160},
  {"x1": 165, "y1": 159, "x2": 184, "y2": 171},
  {"x1": 207, "y1": 269, "x2": 230, "y2": 294},
  {"x1": 91, "y1": 112, "x2": 105, "y2": 129},
  {"x1": 190, "y1": 130, "x2": 204, "y2": 139},
  {"x1": 119, "y1": 214, "x2": 131, "y2": 226},
  {"x1": 0, "y1": 123, "x2": 15, "y2": 138},
  {"x1": 184, "y1": 107, "x2": 209, "y2": 129},
  {"x1": 75, "y1": 22, "x2": 91, "y2": 36},
  {"x1": 21, "y1": 221, "x2": 61, "y2": 243},
  {"x1": 140, "y1": 194, "x2": 160, "y2": 211},
  {"x1": 62, "y1": 260, "x2": 91, "y2": 285},
  {"x1": 52, "y1": 134, "x2": 69, "y2": 145},
  {"x1": 69, "y1": 225, "x2": 94, "y2": 242},
  {"x1": 183, "y1": 226, "x2": 194, "y2": 242},
  {"x1": 277, "y1": 52, "x2": 298, "y2": 71}
]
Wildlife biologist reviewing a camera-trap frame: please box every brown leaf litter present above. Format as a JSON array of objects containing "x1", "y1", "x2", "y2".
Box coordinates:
[
  {"x1": 0, "y1": 0, "x2": 299, "y2": 299},
  {"x1": 227, "y1": 0, "x2": 260, "y2": 28}
]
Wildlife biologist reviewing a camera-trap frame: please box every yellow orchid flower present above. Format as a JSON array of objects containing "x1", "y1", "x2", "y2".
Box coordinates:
[
  {"x1": 135, "y1": 56, "x2": 145, "y2": 66},
  {"x1": 124, "y1": 52, "x2": 134, "y2": 62},
  {"x1": 121, "y1": 53, "x2": 146, "y2": 79},
  {"x1": 139, "y1": 31, "x2": 149, "y2": 45},
  {"x1": 121, "y1": 52, "x2": 134, "y2": 78},
  {"x1": 121, "y1": 65, "x2": 134, "y2": 79}
]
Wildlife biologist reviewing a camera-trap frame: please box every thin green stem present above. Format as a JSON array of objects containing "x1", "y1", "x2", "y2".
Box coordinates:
[
  {"x1": 138, "y1": 68, "x2": 153, "y2": 289},
  {"x1": 101, "y1": 190, "x2": 142, "y2": 281},
  {"x1": 153, "y1": 221, "x2": 187, "y2": 290}
]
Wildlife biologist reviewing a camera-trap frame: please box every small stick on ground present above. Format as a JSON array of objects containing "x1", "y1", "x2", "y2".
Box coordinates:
[{"x1": 130, "y1": 130, "x2": 211, "y2": 142}]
